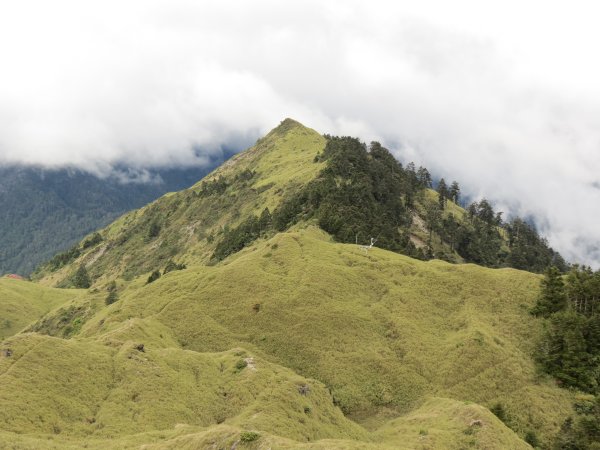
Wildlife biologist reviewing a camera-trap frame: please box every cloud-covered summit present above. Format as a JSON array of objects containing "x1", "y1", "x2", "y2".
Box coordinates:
[{"x1": 1, "y1": 0, "x2": 599, "y2": 266}]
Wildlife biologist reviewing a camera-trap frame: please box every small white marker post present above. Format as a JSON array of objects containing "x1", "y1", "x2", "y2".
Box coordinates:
[{"x1": 359, "y1": 237, "x2": 377, "y2": 254}]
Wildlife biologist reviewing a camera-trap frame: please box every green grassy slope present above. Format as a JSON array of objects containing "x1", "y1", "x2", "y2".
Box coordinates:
[
  {"x1": 0, "y1": 332, "x2": 366, "y2": 442},
  {"x1": 3, "y1": 328, "x2": 527, "y2": 449},
  {"x1": 2, "y1": 119, "x2": 576, "y2": 448},
  {"x1": 86, "y1": 227, "x2": 572, "y2": 439},
  {"x1": 0, "y1": 276, "x2": 80, "y2": 340},
  {"x1": 31, "y1": 119, "x2": 502, "y2": 291},
  {"x1": 32, "y1": 119, "x2": 327, "y2": 287},
  {"x1": 3, "y1": 227, "x2": 573, "y2": 448}
]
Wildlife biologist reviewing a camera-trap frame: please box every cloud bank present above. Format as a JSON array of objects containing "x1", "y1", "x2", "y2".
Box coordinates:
[{"x1": 1, "y1": 0, "x2": 600, "y2": 266}]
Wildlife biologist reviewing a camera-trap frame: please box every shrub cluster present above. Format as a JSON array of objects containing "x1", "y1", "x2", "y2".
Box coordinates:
[{"x1": 532, "y1": 266, "x2": 600, "y2": 448}]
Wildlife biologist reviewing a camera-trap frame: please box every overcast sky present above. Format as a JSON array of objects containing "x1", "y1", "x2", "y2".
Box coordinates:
[{"x1": 1, "y1": 0, "x2": 599, "y2": 267}]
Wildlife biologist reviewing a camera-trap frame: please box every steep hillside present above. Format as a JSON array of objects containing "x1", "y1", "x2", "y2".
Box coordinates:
[
  {"x1": 32, "y1": 119, "x2": 327, "y2": 287},
  {"x1": 32, "y1": 119, "x2": 564, "y2": 290},
  {"x1": 1, "y1": 119, "x2": 578, "y2": 448},
  {"x1": 1, "y1": 228, "x2": 562, "y2": 448},
  {"x1": 0, "y1": 164, "x2": 217, "y2": 276}
]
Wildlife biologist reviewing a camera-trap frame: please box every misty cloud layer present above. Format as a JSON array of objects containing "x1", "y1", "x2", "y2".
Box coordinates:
[{"x1": 1, "y1": 1, "x2": 599, "y2": 267}]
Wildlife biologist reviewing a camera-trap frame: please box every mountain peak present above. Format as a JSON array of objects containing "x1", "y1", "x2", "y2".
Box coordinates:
[
  {"x1": 32, "y1": 120, "x2": 327, "y2": 285},
  {"x1": 266, "y1": 118, "x2": 310, "y2": 138},
  {"x1": 277, "y1": 117, "x2": 304, "y2": 129}
]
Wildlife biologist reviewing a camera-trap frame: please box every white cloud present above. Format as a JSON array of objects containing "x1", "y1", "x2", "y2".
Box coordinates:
[{"x1": 1, "y1": 0, "x2": 600, "y2": 266}]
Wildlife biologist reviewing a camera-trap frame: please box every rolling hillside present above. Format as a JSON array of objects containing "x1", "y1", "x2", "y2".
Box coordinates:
[
  {"x1": 2, "y1": 228, "x2": 568, "y2": 448},
  {"x1": 0, "y1": 119, "x2": 580, "y2": 448},
  {"x1": 0, "y1": 275, "x2": 81, "y2": 340},
  {"x1": 32, "y1": 119, "x2": 328, "y2": 286},
  {"x1": 32, "y1": 120, "x2": 563, "y2": 291}
]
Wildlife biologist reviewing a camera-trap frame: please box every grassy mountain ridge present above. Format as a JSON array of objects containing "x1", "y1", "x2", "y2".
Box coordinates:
[
  {"x1": 0, "y1": 119, "x2": 577, "y2": 448},
  {"x1": 1, "y1": 228, "x2": 558, "y2": 448},
  {"x1": 0, "y1": 400, "x2": 530, "y2": 449},
  {"x1": 0, "y1": 331, "x2": 366, "y2": 441},
  {"x1": 32, "y1": 119, "x2": 562, "y2": 290},
  {"x1": 32, "y1": 119, "x2": 326, "y2": 286}
]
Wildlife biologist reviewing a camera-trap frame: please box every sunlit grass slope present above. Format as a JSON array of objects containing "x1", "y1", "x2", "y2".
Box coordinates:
[
  {"x1": 101, "y1": 228, "x2": 572, "y2": 436},
  {"x1": 7, "y1": 227, "x2": 569, "y2": 447},
  {"x1": 3, "y1": 328, "x2": 527, "y2": 448},
  {"x1": 2, "y1": 226, "x2": 569, "y2": 448},
  {"x1": 0, "y1": 333, "x2": 529, "y2": 449},
  {"x1": 0, "y1": 332, "x2": 367, "y2": 445},
  {"x1": 33, "y1": 119, "x2": 327, "y2": 287},
  {"x1": 8, "y1": 119, "x2": 575, "y2": 448},
  {"x1": 0, "y1": 276, "x2": 79, "y2": 340}
]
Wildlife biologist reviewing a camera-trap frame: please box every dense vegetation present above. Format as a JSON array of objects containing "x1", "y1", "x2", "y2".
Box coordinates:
[
  {"x1": 420, "y1": 167, "x2": 565, "y2": 271},
  {"x1": 280, "y1": 139, "x2": 418, "y2": 254},
  {"x1": 237, "y1": 135, "x2": 566, "y2": 273},
  {"x1": 1, "y1": 119, "x2": 591, "y2": 449},
  {"x1": 0, "y1": 165, "x2": 219, "y2": 276},
  {"x1": 0, "y1": 228, "x2": 567, "y2": 449},
  {"x1": 213, "y1": 207, "x2": 272, "y2": 261},
  {"x1": 32, "y1": 121, "x2": 566, "y2": 290},
  {"x1": 533, "y1": 266, "x2": 600, "y2": 448}
]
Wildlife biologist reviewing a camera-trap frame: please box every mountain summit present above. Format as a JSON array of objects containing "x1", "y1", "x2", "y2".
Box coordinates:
[
  {"x1": 1, "y1": 120, "x2": 576, "y2": 449},
  {"x1": 33, "y1": 119, "x2": 562, "y2": 288},
  {"x1": 32, "y1": 119, "x2": 327, "y2": 286}
]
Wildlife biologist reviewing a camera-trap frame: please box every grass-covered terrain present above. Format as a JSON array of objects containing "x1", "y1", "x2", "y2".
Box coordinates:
[
  {"x1": 32, "y1": 119, "x2": 327, "y2": 287},
  {"x1": 32, "y1": 119, "x2": 561, "y2": 292},
  {"x1": 1, "y1": 228, "x2": 574, "y2": 448},
  {"x1": 0, "y1": 119, "x2": 580, "y2": 448},
  {"x1": 0, "y1": 276, "x2": 80, "y2": 340}
]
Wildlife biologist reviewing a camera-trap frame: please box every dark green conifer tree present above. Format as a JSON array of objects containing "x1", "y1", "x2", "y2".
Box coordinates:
[
  {"x1": 449, "y1": 181, "x2": 460, "y2": 203},
  {"x1": 105, "y1": 289, "x2": 118, "y2": 305},
  {"x1": 442, "y1": 214, "x2": 460, "y2": 251},
  {"x1": 437, "y1": 178, "x2": 448, "y2": 209},
  {"x1": 425, "y1": 204, "x2": 442, "y2": 243},
  {"x1": 532, "y1": 266, "x2": 568, "y2": 317},
  {"x1": 147, "y1": 220, "x2": 161, "y2": 239},
  {"x1": 72, "y1": 265, "x2": 91, "y2": 289},
  {"x1": 416, "y1": 166, "x2": 432, "y2": 187},
  {"x1": 258, "y1": 207, "x2": 272, "y2": 233},
  {"x1": 147, "y1": 270, "x2": 161, "y2": 284}
]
